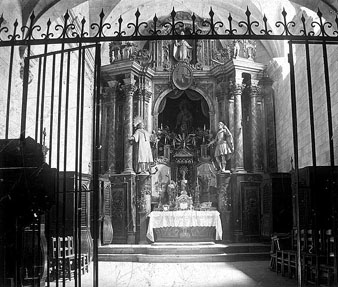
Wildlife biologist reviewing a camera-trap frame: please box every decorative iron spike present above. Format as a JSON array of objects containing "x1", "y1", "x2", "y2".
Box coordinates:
[
  {"x1": 209, "y1": 7, "x2": 214, "y2": 18},
  {"x1": 317, "y1": 8, "x2": 323, "y2": 19},
  {"x1": 246, "y1": 7, "x2": 251, "y2": 17},
  {"x1": 100, "y1": 9, "x2": 105, "y2": 19},
  {"x1": 115, "y1": 15, "x2": 125, "y2": 37},
  {"x1": 9, "y1": 19, "x2": 19, "y2": 41},
  {"x1": 80, "y1": 17, "x2": 88, "y2": 37},
  {"x1": 118, "y1": 15, "x2": 123, "y2": 25},
  {"x1": 171, "y1": 7, "x2": 176, "y2": 19},
  {"x1": 135, "y1": 8, "x2": 140, "y2": 18},
  {"x1": 225, "y1": 13, "x2": 236, "y2": 35},
  {"x1": 261, "y1": 14, "x2": 272, "y2": 35},
  {"x1": 150, "y1": 14, "x2": 160, "y2": 35},
  {"x1": 30, "y1": 11, "x2": 35, "y2": 22},
  {"x1": 64, "y1": 10, "x2": 70, "y2": 21},
  {"x1": 42, "y1": 18, "x2": 52, "y2": 39}
]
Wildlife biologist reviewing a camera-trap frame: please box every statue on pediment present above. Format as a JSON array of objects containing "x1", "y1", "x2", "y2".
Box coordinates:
[{"x1": 173, "y1": 31, "x2": 192, "y2": 62}]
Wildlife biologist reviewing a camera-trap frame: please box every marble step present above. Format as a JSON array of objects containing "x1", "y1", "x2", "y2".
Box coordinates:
[
  {"x1": 98, "y1": 242, "x2": 270, "y2": 262},
  {"x1": 98, "y1": 252, "x2": 270, "y2": 263}
]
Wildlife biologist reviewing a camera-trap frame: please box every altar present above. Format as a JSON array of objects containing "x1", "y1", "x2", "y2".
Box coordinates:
[{"x1": 146, "y1": 210, "x2": 222, "y2": 242}]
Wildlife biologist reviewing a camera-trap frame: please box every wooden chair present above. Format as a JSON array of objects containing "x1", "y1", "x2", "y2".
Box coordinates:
[
  {"x1": 49, "y1": 236, "x2": 75, "y2": 281},
  {"x1": 49, "y1": 236, "x2": 89, "y2": 281},
  {"x1": 317, "y1": 229, "x2": 335, "y2": 286}
]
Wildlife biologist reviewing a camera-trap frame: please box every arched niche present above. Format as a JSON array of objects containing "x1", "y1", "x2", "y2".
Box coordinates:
[{"x1": 152, "y1": 87, "x2": 216, "y2": 133}]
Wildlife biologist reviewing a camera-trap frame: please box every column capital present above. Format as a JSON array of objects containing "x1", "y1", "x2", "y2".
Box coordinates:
[
  {"x1": 249, "y1": 82, "x2": 261, "y2": 98},
  {"x1": 122, "y1": 83, "x2": 137, "y2": 96}
]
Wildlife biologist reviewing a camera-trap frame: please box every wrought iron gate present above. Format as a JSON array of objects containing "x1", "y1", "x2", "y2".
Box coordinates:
[{"x1": 0, "y1": 6, "x2": 337, "y2": 287}]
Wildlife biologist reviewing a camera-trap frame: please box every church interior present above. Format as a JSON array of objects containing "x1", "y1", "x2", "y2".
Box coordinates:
[{"x1": 0, "y1": 0, "x2": 338, "y2": 286}]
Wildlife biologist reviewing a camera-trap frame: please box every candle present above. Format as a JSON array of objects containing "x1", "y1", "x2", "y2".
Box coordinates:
[
  {"x1": 161, "y1": 123, "x2": 163, "y2": 130},
  {"x1": 204, "y1": 124, "x2": 206, "y2": 131}
]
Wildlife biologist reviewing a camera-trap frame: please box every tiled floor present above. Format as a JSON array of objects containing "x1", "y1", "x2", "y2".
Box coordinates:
[{"x1": 50, "y1": 261, "x2": 298, "y2": 287}]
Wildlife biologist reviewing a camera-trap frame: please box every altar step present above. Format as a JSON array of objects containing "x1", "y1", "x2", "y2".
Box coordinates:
[{"x1": 98, "y1": 242, "x2": 270, "y2": 263}]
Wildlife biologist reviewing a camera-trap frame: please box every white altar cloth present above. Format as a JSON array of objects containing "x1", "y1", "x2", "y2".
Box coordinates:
[{"x1": 146, "y1": 210, "x2": 223, "y2": 242}]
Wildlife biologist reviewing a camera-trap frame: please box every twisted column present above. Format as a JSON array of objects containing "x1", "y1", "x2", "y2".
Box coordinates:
[
  {"x1": 122, "y1": 83, "x2": 136, "y2": 174},
  {"x1": 233, "y1": 83, "x2": 245, "y2": 172}
]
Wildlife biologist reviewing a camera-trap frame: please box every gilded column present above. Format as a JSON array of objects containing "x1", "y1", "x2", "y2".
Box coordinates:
[
  {"x1": 122, "y1": 83, "x2": 136, "y2": 174},
  {"x1": 250, "y1": 80, "x2": 263, "y2": 172},
  {"x1": 107, "y1": 81, "x2": 118, "y2": 174},
  {"x1": 233, "y1": 83, "x2": 245, "y2": 172}
]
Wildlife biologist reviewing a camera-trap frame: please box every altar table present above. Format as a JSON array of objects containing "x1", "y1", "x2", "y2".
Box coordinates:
[{"x1": 146, "y1": 210, "x2": 223, "y2": 242}]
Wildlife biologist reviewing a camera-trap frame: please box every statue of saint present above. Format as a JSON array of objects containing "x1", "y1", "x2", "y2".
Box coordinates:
[
  {"x1": 207, "y1": 122, "x2": 234, "y2": 173},
  {"x1": 173, "y1": 31, "x2": 192, "y2": 62},
  {"x1": 176, "y1": 100, "x2": 193, "y2": 133},
  {"x1": 130, "y1": 120, "x2": 153, "y2": 174}
]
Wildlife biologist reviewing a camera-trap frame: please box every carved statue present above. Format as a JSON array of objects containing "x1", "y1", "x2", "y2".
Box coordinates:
[
  {"x1": 173, "y1": 31, "x2": 192, "y2": 62},
  {"x1": 130, "y1": 118, "x2": 154, "y2": 174},
  {"x1": 207, "y1": 122, "x2": 234, "y2": 173}
]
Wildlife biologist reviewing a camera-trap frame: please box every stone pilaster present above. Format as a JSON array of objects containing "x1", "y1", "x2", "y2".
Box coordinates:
[
  {"x1": 122, "y1": 83, "x2": 137, "y2": 174},
  {"x1": 233, "y1": 83, "x2": 245, "y2": 172}
]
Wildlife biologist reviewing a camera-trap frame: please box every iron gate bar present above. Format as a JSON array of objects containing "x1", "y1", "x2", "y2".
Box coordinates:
[
  {"x1": 78, "y1": 46, "x2": 86, "y2": 287},
  {"x1": 5, "y1": 44, "x2": 15, "y2": 139},
  {"x1": 56, "y1": 42, "x2": 65, "y2": 286},
  {"x1": 3, "y1": 8, "x2": 338, "y2": 46},
  {"x1": 35, "y1": 57, "x2": 42, "y2": 141},
  {"x1": 74, "y1": 42, "x2": 82, "y2": 287},
  {"x1": 92, "y1": 42, "x2": 101, "y2": 287},
  {"x1": 288, "y1": 40, "x2": 302, "y2": 287},
  {"x1": 20, "y1": 57, "x2": 30, "y2": 140},
  {"x1": 48, "y1": 54, "x2": 56, "y2": 167},
  {"x1": 304, "y1": 41, "x2": 317, "y2": 168},
  {"x1": 39, "y1": 43, "x2": 49, "y2": 145}
]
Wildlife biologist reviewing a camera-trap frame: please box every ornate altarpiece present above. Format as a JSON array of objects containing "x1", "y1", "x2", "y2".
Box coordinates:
[{"x1": 100, "y1": 11, "x2": 277, "y2": 243}]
